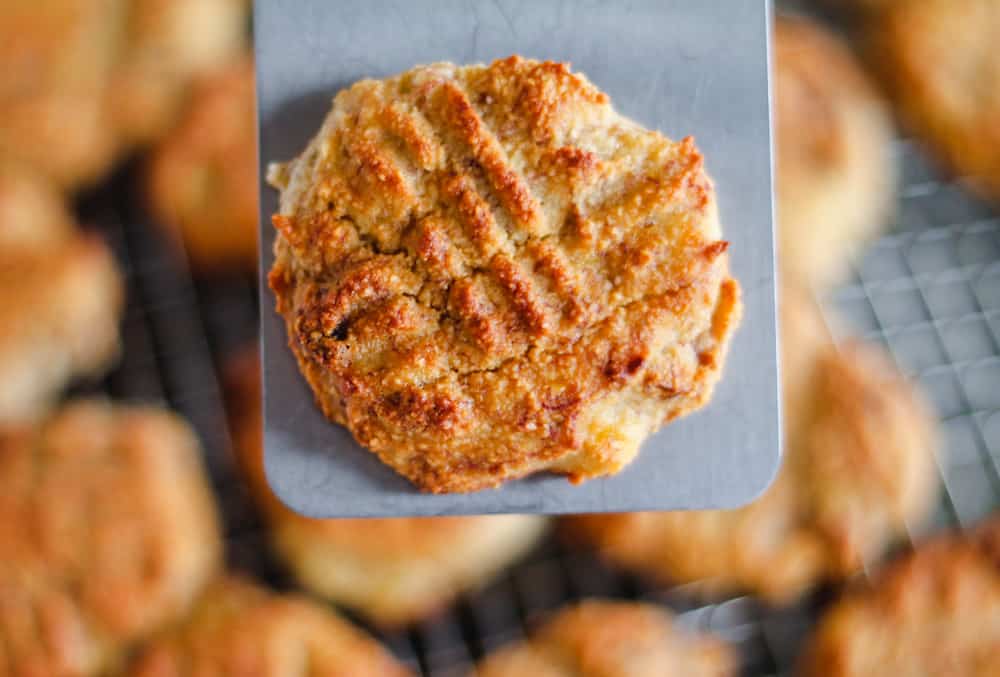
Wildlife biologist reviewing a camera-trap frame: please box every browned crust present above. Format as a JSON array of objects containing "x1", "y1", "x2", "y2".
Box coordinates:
[
  {"x1": 269, "y1": 55, "x2": 741, "y2": 493},
  {"x1": 799, "y1": 514, "x2": 1000, "y2": 676},
  {"x1": 225, "y1": 348, "x2": 509, "y2": 552},
  {"x1": 147, "y1": 56, "x2": 258, "y2": 270},
  {"x1": 0, "y1": 401, "x2": 222, "y2": 676},
  {"x1": 872, "y1": 0, "x2": 1000, "y2": 200},
  {"x1": 224, "y1": 349, "x2": 546, "y2": 627},
  {"x1": 473, "y1": 600, "x2": 736, "y2": 676},
  {"x1": 127, "y1": 577, "x2": 412, "y2": 676},
  {"x1": 566, "y1": 292, "x2": 938, "y2": 603}
]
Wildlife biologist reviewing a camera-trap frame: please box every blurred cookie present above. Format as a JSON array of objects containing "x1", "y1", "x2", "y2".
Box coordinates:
[
  {"x1": 775, "y1": 16, "x2": 896, "y2": 289},
  {"x1": 569, "y1": 292, "x2": 938, "y2": 603},
  {"x1": 0, "y1": 170, "x2": 123, "y2": 423},
  {"x1": 0, "y1": 0, "x2": 247, "y2": 190},
  {"x1": 0, "y1": 1, "x2": 119, "y2": 188},
  {"x1": 472, "y1": 600, "x2": 735, "y2": 677},
  {"x1": 148, "y1": 58, "x2": 258, "y2": 270},
  {"x1": 874, "y1": 0, "x2": 1000, "y2": 200},
  {"x1": 800, "y1": 514, "x2": 1000, "y2": 676},
  {"x1": 109, "y1": 0, "x2": 248, "y2": 147},
  {"x1": 269, "y1": 55, "x2": 741, "y2": 492},
  {"x1": 0, "y1": 401, "x2": 222, "y2": 676},
  {"x1": 128, "y1": 577, "x2": 411, "y2": 676},
  {"x1": 225, "y1": 350, "x2": 548, "y2": 626},
  {"x1": 0, "y1": 163, "x2": 73, "y2": 251}
]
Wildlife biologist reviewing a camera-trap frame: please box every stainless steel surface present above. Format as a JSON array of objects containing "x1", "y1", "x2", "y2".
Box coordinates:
[{"x1": 254, "y1": 0, "x2": 780, "y2": 518}]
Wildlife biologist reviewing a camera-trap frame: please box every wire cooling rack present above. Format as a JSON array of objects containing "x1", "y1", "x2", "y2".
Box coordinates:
[
  {"x1": 74, "y1": 164, "x2": 820, "y2": 676},
  {"x1": 74, "y1": 40, "x2": 999, "y2": 677}
]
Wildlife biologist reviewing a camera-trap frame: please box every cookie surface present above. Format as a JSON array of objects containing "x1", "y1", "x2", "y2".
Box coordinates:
[
  {"x1": 0, "y1": 0, "x2": 120, "y2": 188},
  {"x1": 148, "y1": 57, "x2": 258, "y2": 270},
  {"x1": 875, "y1": 0, "x2": 1000, "y2": 200},
  {"x1": 800, "y1": 515, "x2": 1000, "y2": 676},
  {"x1": 472, "y1": 600, "x2": 735, "y2": 677},
  {"x1": 0, "y1": 401, "x2": 222, "y2": 676},
  {"x1": 108, "y1": 0, "x2": 248, "y2": 147},
  {"x1": 127, "y1": 577, "x2": 411, "y2": 676},
  {"x1": 269, "y1": 55, "x2": 741, "y2": 492},
  {"x1": 226, "y1": 350, "x2": 547, "y2": 626},
  {"x1": 0, "y1": 169, "x2": 123, "y2": 423},
  {"x1": 0, "y1": 0, "x2": 248, "y2": 189},
  {"x1": 775, "y1": 15, "x2": 896, "y2": 289},
  {"x1": 569, "y1": 291, "x2": 938, "y2": 602}
]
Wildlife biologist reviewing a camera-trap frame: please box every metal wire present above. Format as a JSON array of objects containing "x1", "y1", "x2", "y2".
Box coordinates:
[{"x1": 829, "y1": 140, "x2": 1000, "y2": 538}]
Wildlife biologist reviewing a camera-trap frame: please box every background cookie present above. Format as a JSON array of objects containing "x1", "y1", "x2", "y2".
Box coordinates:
[
  {"x1": 0, "y1": 0, "x2": 119, "y2": 188},
  {"x1": 568, "y1": 291, "x2": 939, "y2": 602},
  {"x1": 127, "y1": 577, "x2": 411, "y2": 676},
  {"x1": 873, "y1": 0, "x2": 1000, "y2": 201},
  {"x1": 0, "y1": 0, "x2": 248, "y2": 190},
  {"x1": 148, "y1": 57, "x2": 258, "y2": 271},
  {"x1": 775, "y1": 15, "x2": 896, "y2": 289},
  {"x1": 0, "y1": 169, "x2": 123, "y2": 423},
  {"x1": 0, "y1": 401, "x2": 222, "y2": 676},
  {"x1": 108, "y1": 0, "x2": 248, "y2": 148},
  {"x1": 269, "y1": 55, "x2": 741, "y2": 492},
  {"x1": 226, "y1": 350, "x2": 548, "y2": 627},
  {"x1": 472, "y1": 600, "x2": 735, "y2": 677},
  {"x1": 800, "y1": 513, "x2": 1000, "y2": 676}
]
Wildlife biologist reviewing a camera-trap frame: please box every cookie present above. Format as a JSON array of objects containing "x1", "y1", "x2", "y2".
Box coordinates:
[
  {"x1": 148, "y1": 57, "x2": 258, "y2": 270},
  {"x1": 268, "y1": 55, "x2": 741, "y2": 492},
  {"x1": 225, "y1": 349, "x2": 547, "y2": 626},
  {"x1": 800, "y1": 514, "x2": 1000, "y2": 676},
  {"x1": 472, "y1": 600, "x2": 735, "y2": 677},
  {"x1": 0, "y1": 168, "x2": 123, "y2": 423},
  {"x1": 874, "y1": 0, "x2": 1000, "y2": 200},
  {"x1": 0, "y1": 0, "x2": 119, "y2": 188},
  {"x1": 0, "y1": 401, "x2": 222, "y2": 675},
  {"x1": 127, "y1": 577, "x2": 411, "y2": 676},
  {"x1": 775, "y1": 15, "x2": 896, "y2": 288},
  {"x1": 569, "y1": 291, "x2": 938, "y2": 602},
  {"x1": 0, "y1": 0, "x2": 248, "y2": 189},
  {"x1": 108, "y1": 0, "x2": 248, "y2": 147}
]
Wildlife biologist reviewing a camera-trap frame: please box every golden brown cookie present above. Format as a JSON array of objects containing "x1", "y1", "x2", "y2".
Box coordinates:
[
  {"x1": 0, "y1": 0, "x2": 248, "y2": 190},
  {"x1": 874, "y1": 0, "x2": 1000, "y2": 200},
  {"x1": 472, "y1": 600, "x2": 736, "y2": 677},
  {"x1": 127, "y1": 577, "x2": 412, "y2": 676},
  {"x1": 800, "y1": 514, "x2": 1000, "y2": 676},
  {"x1": 147, "y1": 57, "x2": 258, "y2": 271},
  {"x1": 0, "y1": 401, "x2": 222, "y2": 676},
  {"x1": 268, "y1": 55, "x2": 741, "y2": 493},
  {"x1": 568, "y1": 291, "x2": 938, "y2": 603},
  {"x1": 0, "y1": 0, "x2": 120, "y2": 188},
  {"x1": 108, "y1": 0, "x2": 248, "y2": 147},
  {"x1": 225, "y1": 350, "x2": 547, "y2": 627},
  {"x1": 775, "y1": 16, "x2": 896, "y2": 289},
  {"x1": 0, "y1": 169, "x2": 123, "y2": 423},
  {"x1": 0, "y1": 163, "x2": 74, "y2": 252}
]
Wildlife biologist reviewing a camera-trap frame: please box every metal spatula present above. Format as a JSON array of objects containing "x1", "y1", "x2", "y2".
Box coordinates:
[{"x1": 255, "y1": 0, "x2": 779, "y2": 518}]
